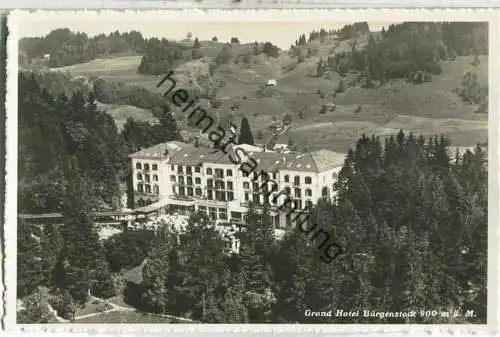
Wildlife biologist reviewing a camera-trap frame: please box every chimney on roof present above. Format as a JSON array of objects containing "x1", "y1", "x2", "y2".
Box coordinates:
[{"x1": 164, "y1": 148, "x2": 169, "y2": 157}]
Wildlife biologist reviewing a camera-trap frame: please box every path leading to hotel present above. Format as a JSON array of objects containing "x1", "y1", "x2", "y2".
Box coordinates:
[
  {"x1": 47, "y1": 304, "x2": 70, "y2": 323},
  {"x1": 72, "y1": 295, "x2": 197, "y2": 323}
]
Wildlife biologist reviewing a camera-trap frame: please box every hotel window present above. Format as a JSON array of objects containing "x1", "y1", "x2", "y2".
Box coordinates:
[
  {"x1": 306, "y1": 188, "x2": 312, "y2": 197},
  {"x1": 215, "y1": 169, "x2": 224, "y2": 178},
  {"x1": 206, "y1": 168, "x2": 212, "y2": 175},
  {"x1": 137, "y1": 183, "x2": 144, "y2": 193},
  {"x1": 296, "y1": 199, "x2": 302, "y2": 210},
  {"x1": 294, "y1": 188, "x2": 301, "y2": 198},
  {"x1": 322, "y1": 186, "x2": 328, "y2": 197},
  {"x1": 137, "y1": 173, "x2": 143, "y2": 180},
  {"x1": 187, "y1": 177, "x2": 193, "y2": 185},
  {"x1": 171, "y1": 165, "x2": 175, "y2": 171},
  {"x1": 195, "y1": 188, "x2": 202, "y2": 196},
  {"x1": 179, "y1": 188, "x2": 185, "y2": 196},
  {"x1": 178, "y1": 166, "x2": 183, "y2": 174},
  {"x1": 243, "y1": 182, "x2": 250, "y2": 189},
  {"x1": 253, "y1": 182, "x2": 259, "y2": 190},
  {"x1": 294, "y1": 175, "x2": 300, "y2": 186},
  {"x1": 144, "y1": 163, "x2": 150, "y2": 171},
  {"x1": 153, "y1": 174, "x2": 158, "y2": 182},
  {"x1": 274, "y1": 215, "x2": 280, "y2": 228},
  {"x1": 136, "y1": 162, "x2": 142, "y2": 170},
  {"x1": 153, "y1": 185, "x2": 159, "y2": 195},
  {"x1": 284, "y1": 175, "x2": 289, "y2": 183},
  {"x1": 272, "y1": 171, "x2": 278, "y2": 180},
  {"x1": 186, "y1": 166, "x2": 192, "y2": 175},
  {"x1": 245, "y1": 193, "x2": 249, "y2": 201},
  {"x1": 284, "y1": 187, "x2": 291, "y2": 195},
  {"x1": 305, "y1": 176, "x2": 312, "y2": 184},
  {"x1": 216, "y1": 191, "x2": 226, "y2": 201},
  {"x1": 172, "y1": 186, "x2": 176, "y2": 193},
  {"x1": 207, "y1": 190, "x2": 213, "y2": 200},
  {"x1": 226, "y1": 169, "x2": 233, "y2": 177},
  {"x1": 152, "y1": 164, "x2": 158, "y2": 171},
  {"x1": 195, "y1": 177, "x2": 201, "y2": 184},
  {"x1": 195, "y1": 166, "x2": 201, "y2": 173},
  {"x1": 145, "y1": 184, "x2": 151, "y2": 194},
  {"x1": 219, "y1": 208, "x2": 227, "y2": 220},
  {"x1": 145, "y1": 174, "x2": 150, "y2": 183},
  {"x1": 227, "y1": 191, "x2": 234, "y2": 201},
  {"x1": 253, "y1": 194, "x2": 260, "y2": 203},
  {"x1": 220, "y1": 181, "x2": 226, "y2": 190},
  {"x1": 332, "y1": 172, "x2": 338, "y2": 180},
  {"x1": 179, "y1": 176, "x2": 185, "y2": 184},
  {"x1": 227, "y1": 181, "x2": 233, "y2": 190},
  {"x1": 209, "y1": 207, "x2": 217, "y2": 220},
  {"x1": 187, "y1": 187, "x2": 194, "y2": 196},
  {"x1": 305, "y1": 200, "x2": 313, "y2": 210},
  {"x1": 231, "y1": 212, "x2": 242, "y2": 220},
  {"x1": 207, "y1": 179, "x2": 213, "y2": 188},
  {"x1": 170, "y1": 175, "x2": 176, "y2": 182},
  {"x1": 242, "y1": 170, "x2": 249, "y2": 177}
]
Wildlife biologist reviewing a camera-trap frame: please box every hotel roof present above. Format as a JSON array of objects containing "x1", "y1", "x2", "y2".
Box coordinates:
[
  {"x1": 131, "y1": 141, "x2": 345, "y2": 172},
  {"x1": 129, "y1": 141, "x2": 188, "y2": 160}
]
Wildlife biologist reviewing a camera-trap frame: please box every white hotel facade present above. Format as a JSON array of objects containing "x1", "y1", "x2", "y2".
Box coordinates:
[{"x1": 129, "y1": 141, "x2": 345, "y2": 228}]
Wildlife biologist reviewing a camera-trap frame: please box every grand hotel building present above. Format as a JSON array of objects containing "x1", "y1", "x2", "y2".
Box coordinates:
[{"x1": 129, "y1": 141, "x2": 345, "y2": 228}]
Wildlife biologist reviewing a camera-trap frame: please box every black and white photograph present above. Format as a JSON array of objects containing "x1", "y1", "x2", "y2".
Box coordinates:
[{"x1": 8, "y1": 10, "x2": 493, "y2": 327}]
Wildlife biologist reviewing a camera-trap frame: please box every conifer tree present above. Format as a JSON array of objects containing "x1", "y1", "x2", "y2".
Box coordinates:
[
  {"x1": 193, "y1": 37, "x2": 200, "y2": 49},
  {"x1": 17, "y1": 220, "x2": 44, "y2": 298},
  {"x1": 57, "y1": 159, "x2": 106, "y2": 303},
  {"x1": 141, "y1": 242, "x2": 171, "y2": 313},
  {"x1": 237, "y1": 117, "x2": 255, "y2": 145}
]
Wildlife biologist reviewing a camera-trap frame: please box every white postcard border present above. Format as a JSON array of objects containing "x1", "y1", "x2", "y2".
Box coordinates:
[{"x1": 4, "y1": 8, "x2": 499, "y2": 334}]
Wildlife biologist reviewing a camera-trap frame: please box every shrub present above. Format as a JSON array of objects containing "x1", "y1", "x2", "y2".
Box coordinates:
[
  {"x1": 104, "y1": 230, "x2": 158, "y2": 272},
  {"x1": 262, "y1": 42, "x2": 280, "y2": 58},
  {"x1": 336, "y1": 79, "x2": 346, "y2": 93},
  {"x1": 283, "y1": 114, "x2": 292, "y2": 125},
  {"x1": 411, "y1": 71, "x2": 431, "y2": 84},
  {"x1": 18, "y1": 286, "x2": 51, "y2": 323},
  {"x1": 92, "y1": 270, "x2": 117, "y2": 299},
  {"x1": 50, "y1": 290, "x2": 76, "y2": 320},
  {"x1": 256, "y1": 86, "x2": 274, "y2": 98}
]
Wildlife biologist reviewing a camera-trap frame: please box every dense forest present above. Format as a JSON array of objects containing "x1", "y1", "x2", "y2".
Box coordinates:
[
  {"x1": 287, "y1": 22, "x2": 488, "y2": 92},
  {"x1": 17, "y1": 21, "x2": 488, "y2": 324},
  {"x1": 18, "y1": 72, "x2": 181, "y2": 214},
  {"x1": 19, "y1": 128, "x2": 488, "y2": 324},
  {"x1": 136, "y1": 37, "x2": 189, "y2": 75},
  {"x1": 131, "y1": 132, "x2": 487, "y2": 323},
  {"x1": 20, "y1": 29, "x2": 148, "y2": 67}
]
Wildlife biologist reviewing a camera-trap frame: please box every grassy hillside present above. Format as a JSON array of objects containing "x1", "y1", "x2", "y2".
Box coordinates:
[
  {"x1": 41, "y1": 28, "x2": 488, "y2": 153},
  {"x1": 95, "y1": 102, "x2": 156, "y2": 131}
]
